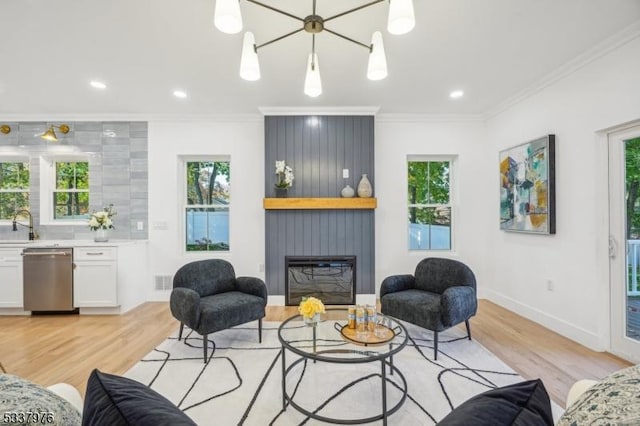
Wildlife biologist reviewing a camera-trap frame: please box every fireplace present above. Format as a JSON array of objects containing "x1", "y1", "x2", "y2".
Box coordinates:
[{"x1": 285, "y1": 256, "x2": 356, "y2": 305}]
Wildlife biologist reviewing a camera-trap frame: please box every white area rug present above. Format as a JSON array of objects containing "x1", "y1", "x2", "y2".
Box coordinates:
[{"x1": 125, "y1": 320, "x2": 560, "y2": 425}]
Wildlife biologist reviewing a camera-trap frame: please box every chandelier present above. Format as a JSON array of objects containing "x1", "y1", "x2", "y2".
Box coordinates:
[{"x1": 214, "y1": 0, "x2": 416, "y2": 97}]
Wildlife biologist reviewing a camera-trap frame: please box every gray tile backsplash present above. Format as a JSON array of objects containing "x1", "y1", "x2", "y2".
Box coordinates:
[{"x1": 0, "y1": 121, "x2": 148, "y2": 240}]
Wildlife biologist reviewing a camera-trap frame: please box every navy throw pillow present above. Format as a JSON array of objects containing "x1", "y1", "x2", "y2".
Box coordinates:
[
  {"x1": 82, "y1": 369, "x2": 196, "y2": 426},
  {"x1": 437, "y1": 379, "x2": 553, "y2": 426}
]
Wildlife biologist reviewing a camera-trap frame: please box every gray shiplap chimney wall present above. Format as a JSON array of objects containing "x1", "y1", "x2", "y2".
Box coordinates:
[{"x1": 264, "y1": 116, "x2": 375, "y2": 300}]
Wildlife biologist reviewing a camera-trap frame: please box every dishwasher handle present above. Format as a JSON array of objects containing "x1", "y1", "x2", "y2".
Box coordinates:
[{"x1": 21, "y1": 251, "x2": 71, "y2": 257}]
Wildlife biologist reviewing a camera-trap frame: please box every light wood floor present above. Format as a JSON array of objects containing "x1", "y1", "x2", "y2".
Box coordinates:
[{"x1": 0, "y1": 300, "x2": 631, "y2": 407}]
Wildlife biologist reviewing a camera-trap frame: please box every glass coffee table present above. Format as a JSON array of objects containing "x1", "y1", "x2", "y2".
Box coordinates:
[{"x1": 278, "y1": 308, "x2": 408, "y2": 425}]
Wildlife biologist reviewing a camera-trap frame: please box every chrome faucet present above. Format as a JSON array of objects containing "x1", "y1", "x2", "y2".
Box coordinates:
[{"x1": 12, "y1": 209, "x2": 36, "y2": 240}]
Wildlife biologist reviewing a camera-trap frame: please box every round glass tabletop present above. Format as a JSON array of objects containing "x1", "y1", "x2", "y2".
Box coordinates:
[{"x1": 277, "y1": 308, "x2": 408, "y2": 363}]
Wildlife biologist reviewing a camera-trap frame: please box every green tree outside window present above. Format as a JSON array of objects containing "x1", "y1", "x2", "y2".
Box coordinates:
[
  {"x1": 408, "y1": 160, "x2": 452, "y2": 250},
  {"x1": 185, "y1": 161, "x2": 231, "y2": 251},
  {"x1": 54, "y1": 161, "x2": 89, "y2": 219},
  {"x1": 0, "y1": 161, "x2": 30, "y2": 220}
]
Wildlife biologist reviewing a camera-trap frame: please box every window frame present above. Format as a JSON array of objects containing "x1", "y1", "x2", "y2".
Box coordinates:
[
  {"x1": 180, "y1": 156, "x2": 231, "y2": 254},
  {"x1": 39, "y1": 154, "x2": 91, "y2": 225},
  {"x1": 0, "y1": 157, "x2": 31, "y2": 223},
  {"x1": 407, "y1": 155, "x2": 456, "y2": 252}
]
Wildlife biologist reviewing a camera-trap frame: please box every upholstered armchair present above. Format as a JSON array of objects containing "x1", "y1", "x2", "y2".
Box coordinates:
[
  {"x1": 170, "y1": 259, "x2": 268, "y2": 363},
  {"x1": 380, "y1": 257, "x2": 477, "y2": 360}
]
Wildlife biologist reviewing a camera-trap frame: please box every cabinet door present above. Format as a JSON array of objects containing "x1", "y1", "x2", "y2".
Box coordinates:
[
  {"x1": 0, "y1": 260, "x2": 23, "y2": 308},
  {"x1": 0, "y1": 249, "x2": 23, "y2": 308},
  {"x1": 74, "y1": 261, "x2": 117, "y2": 307}
]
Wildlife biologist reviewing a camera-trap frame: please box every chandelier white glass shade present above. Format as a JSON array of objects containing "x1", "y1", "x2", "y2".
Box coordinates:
[
  {"x1": 367, "y1": 31, "x2": 388, "y2": 81},
  {"x1": 219, "y1": 0, "x2": 415, "y2": 96},
  {"x1": 304, "y1": 53, "x2": 322, "y2": 97},
  {"x1": 388, "y1": 0, "x2": 415, "y2": 35},
  {"x1": 214, "y1": 0, "x2": 243, "y2": 34},
  {"x1": 240, "y1": 32, "x2": 261, "y2": 81}
]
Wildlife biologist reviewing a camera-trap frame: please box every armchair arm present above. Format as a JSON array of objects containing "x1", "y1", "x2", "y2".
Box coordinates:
[
  {"x1": 380, "y1": 275, "x2": 415, "y2": 298},
  {"x1": 440, "y1": 286, "x2": 477, "y2": 327},
  {"x1": 169, "y1": 287, "x2": 202, "y2": 329},
  {"x1": 236, "y1": 276, "x2": 268, "y2": 303}
]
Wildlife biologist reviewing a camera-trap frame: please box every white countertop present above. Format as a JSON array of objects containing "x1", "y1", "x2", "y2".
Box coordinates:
[{"x1": 0, "y1": 239, "x2": 146, "y2": 248}]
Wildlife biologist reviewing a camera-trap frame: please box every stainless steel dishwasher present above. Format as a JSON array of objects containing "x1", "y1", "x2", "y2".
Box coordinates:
[{"x1": 22, "y1": 247, "x2": 74, "y2": 312}]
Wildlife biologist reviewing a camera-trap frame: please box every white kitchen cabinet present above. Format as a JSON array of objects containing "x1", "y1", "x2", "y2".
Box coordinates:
[
  {"x1": 0, "y1": 248, "x2": 23, "y2": 308},
  {"x1": 73, "y1": 247, "x2": 118, "y2": 307}
]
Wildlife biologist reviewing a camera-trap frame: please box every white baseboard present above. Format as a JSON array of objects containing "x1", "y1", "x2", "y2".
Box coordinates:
[
  {"x1": 79, "y1": 307, "x2": 123, "y2": 315},
  {"x1": 0, "y1": 309, "x2": 30, "y2": 316},
  {"x1": 484, "y1": 290, "x2": 604, "y2": 351}
]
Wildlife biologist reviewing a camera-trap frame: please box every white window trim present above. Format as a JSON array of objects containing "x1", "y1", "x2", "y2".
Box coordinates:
[
  {"x1": 0, "y1": 156, "x2": 30, "y2": 224},
  {"x1": 406, "y1": 155, "x2": 458, "y2": 252},
  {"x1": 179, "y1": 155, "x2": 232, "y2": 255},
  {"x1": 39, "y1": 154, "x2": 90, "y2": 226}
]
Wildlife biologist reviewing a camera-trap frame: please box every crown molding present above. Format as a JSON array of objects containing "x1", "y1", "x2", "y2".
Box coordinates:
[
  {"x1": 376, "y1": 113, "x2": 484, "y2": 123},
  {"x1": 483, "y1": 20, "x2": 640, "y2": 120},
  {"x1": 258, "y1": 106, "x2": 380, "y2": 116},
  {"x1": 0, "y1": 113, "x2": 263, "y2": 123}
]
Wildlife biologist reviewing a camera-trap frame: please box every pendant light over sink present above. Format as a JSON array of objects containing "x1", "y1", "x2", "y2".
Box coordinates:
[{"x1": 214, "y1": 0, "x2": 415, "y2": 97}]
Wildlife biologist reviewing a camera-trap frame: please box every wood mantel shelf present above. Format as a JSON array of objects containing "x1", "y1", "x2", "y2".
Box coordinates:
[{"x1": 263, "y1": 197, "x2": 377, "y2": 210}]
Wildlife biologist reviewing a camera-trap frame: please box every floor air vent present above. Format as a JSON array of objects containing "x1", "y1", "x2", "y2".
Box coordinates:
[{"x1": 155, "y1": 275, "x2": 173, "y2": 291}]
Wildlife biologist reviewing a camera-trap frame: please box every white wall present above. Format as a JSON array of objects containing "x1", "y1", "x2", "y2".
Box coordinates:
[
  {"x1": 375, "y1": 118, "x2": 491, "y2": 296},
  {"x1": 147, "y1": 118, "x2": 265, "y2": 301},
  {"x1": 485, "y1": 36, "x2": 640, "y2": 350}
]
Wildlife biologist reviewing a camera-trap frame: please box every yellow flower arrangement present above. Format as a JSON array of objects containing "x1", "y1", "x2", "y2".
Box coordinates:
[{"x1": 298, "y1": 296, "x2": 326, "y2": 319}]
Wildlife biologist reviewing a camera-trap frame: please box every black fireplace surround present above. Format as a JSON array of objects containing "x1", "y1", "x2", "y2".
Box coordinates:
[{"x1": 285, "y1": 256, "x2": 356, "y2": 305}]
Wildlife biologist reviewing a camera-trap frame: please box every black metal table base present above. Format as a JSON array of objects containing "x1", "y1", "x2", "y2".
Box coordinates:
[{"x1": 281, "y1": 349, "x2": 408, "y2": 425}]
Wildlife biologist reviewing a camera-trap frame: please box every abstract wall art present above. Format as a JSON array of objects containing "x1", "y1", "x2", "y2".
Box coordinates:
[{"x1": 499, "y1": 135, "x2": 556, "y2": 234}]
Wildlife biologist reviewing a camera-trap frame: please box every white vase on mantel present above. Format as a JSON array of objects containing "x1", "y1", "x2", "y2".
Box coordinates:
[
  {"x1": 357, "y1": 174, "x2": 373, "y2": 198},
  {"x1": 341, "y1": 184, "x2": 355, "y2": 198}
]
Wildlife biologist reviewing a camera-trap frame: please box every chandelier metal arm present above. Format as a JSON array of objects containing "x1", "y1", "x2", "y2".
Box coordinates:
[
  {"x1": 323, "y1": 0, "x2": 386, "y2": 23},
  {"x1": 244, "y1": 0, "x2": 304, "y2": 22},
  {"x1": 255, "y1": 28, "x2": 305, "y2": 51},
  {"x1": 323, "y1": 27, "x2": 372, "y2": 51}
]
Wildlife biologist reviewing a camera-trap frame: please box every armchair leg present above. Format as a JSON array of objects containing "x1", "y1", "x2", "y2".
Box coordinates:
[
  {"x1": 178, "y1": 323, "x2": 184, "y2": 341},
  {"x1": 258, "y1": 318, "x2": 263, "y2": 343},
  {"x1": 434, "y1": 331, "x2": 438, "y2": 360},
  {"x1": 465, "y1": 319, "x2": 472, "y2": 340},
  {"x1": 203, "y1": 334, "x2": 208, "y2": 364}
]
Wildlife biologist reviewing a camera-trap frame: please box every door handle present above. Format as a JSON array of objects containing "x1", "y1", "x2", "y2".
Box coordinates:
[{"x1": 21, "y1": 251, "x2": 70, "y2": 256}]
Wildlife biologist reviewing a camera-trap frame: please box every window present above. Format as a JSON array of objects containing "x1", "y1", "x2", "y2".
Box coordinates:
[
  {"x1": 408, "y1": 159, "x2": 452, "y2": 250},
  {"x1": 53, "y1": 161, "x2": 89, "y2": 220},
  {"x1": 185, "y1": 160, "x2": 230, "y2": 251},
  {"x1": 0, "y1": 161, "x2": 30, "y2": 220}
]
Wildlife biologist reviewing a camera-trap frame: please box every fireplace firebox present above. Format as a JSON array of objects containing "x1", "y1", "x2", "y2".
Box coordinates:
[{"x1": 285, "y1": 256, "x2": 356, "y2": 305}]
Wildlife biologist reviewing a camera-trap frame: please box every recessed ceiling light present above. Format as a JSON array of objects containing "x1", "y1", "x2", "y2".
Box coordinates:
[
  {"x1": 173, "y1": 90, "x2": 188, "y2": 99},
  {"x1": 449, "y1": 90, "x2": 464, "y2": 99},
  {"x1": 89, "y1": 81, "x2": 107, "y2": 90}
]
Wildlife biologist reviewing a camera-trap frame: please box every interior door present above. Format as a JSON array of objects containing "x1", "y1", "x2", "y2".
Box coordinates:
[{"x1": 609, "y1": 124, "x2": 640, "y2": 362}]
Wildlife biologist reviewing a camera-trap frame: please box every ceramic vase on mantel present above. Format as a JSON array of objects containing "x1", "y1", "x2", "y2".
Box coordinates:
[
  {"x1": 341, "y1": 184, "x2": 355, "y2": 198},
  {"x1": 357, "y1": 174, "x2": 373, "y2": 198},
  {"x1": 94, "y1": 228, "x2": 109, "y2": 242}
]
